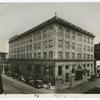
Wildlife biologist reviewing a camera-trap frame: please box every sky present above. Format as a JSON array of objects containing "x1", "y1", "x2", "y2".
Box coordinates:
[{"x1": 0, "y1": 2, "x2": 100, "y2": 52}]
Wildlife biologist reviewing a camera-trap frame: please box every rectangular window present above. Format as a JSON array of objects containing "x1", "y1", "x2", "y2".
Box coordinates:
[
  {"x1": 72, "y1": 53, "x2": 75, "y2": 59},
  {"x1": 65, "y1": 32, "x2": 69, "y2": 38},
  {"x1": 72, "y1": 31, "x2": 75, "y2": 40},
  {"x1": 43, "y1": 41, "x2": 47, "y2": 49},
  {"x1": 43, "y1": 52, "x2": 47, "y2": 58},
  {"x1": 87, "y1": 37, "x2": 90, "y2": 44},
  {"x1": 38, "y1": 33, "x2": 41, "y2": 40},
  {"x1": 83, "y1": 35, "x2": 86, "y2": 42},
  {"x1": 49, "y1": 40, "x2": 53, "y2": 47},
  {"x1": 58, "y1": 51, "x2": 63, "y2": 59},
  {"x1": 91, "y1": 55, "x2": 93, "y2": 59},
  {"x1": 87, "y1": 54, "x2": 90, "y2": 59},
  {"x1": 34, "y1": 53, "x2": 37, "y2": 58},
  {"x1": 87, "y1": 46, "x2": 90, "y2": 52},
  {"x1": 83, "y1": 53, "x2": 86, "y2": 59},
  {"x1": 58, "y1": 66, "x2": 62, "y2": 75},
  {"x1": 65, "y1": 52, "x2": 69, "y2": 59},
  {"x1": 77, "y1": 53, "x2": 82, "y2": 59},
  {"x1": 58, "y1": 40, "x2": 63, "y2": 47},
  {"x1": 58, "y1": 26, "x2": 63, "y2": 37},
  {"x1": 91, "y1": 47, "x2": 93, "y2": 52},
  {"x1": 77, "y1": 33, "x2": 82, "y2": 41},
  {"x1": 65, "y1": 73, "x2": 69, "y2": 82},
  {"x1": 72, "y1": 43, "x2": 75, "y2": 50},
  {"x1": 49, "y1": 51, "x2": 53, "y2": 59},
  {"x1": 83, "y1": 45, "x2": 86, "y2": 51},
  {"x1": 38, "y1": 52, "x2": 41, "y2": 58},
  {"x1": 77, "y1": 44, "x2": 82, "y2": 52},
  {"x1": 34, "y1": 44, "x2": 37, "y2": 50},
  {"x1": 65, "y1": 41, "x2": 69, "y2": 48},
  {"x1": 38, "y1": 43, "x2": 41, "y2": 50}
]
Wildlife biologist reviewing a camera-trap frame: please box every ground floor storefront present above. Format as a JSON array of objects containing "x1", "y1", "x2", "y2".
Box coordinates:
[{"x1": 2, "y1": 59, "x2": 95, "y2": 90}]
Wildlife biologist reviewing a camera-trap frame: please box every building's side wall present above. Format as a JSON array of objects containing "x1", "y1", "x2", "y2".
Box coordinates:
[{"x1": 54, "y1": 23, "x2": 94, "y2": 60}]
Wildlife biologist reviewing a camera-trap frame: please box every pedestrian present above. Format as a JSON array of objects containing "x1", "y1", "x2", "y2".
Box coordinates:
[{"x1": 48, "y1": 82, "x2": 51, "y2": 89}]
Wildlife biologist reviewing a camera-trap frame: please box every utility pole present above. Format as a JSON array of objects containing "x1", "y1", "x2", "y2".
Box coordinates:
[{"x1": 0, "y1": 64, "x2": 3, "y2": 94}]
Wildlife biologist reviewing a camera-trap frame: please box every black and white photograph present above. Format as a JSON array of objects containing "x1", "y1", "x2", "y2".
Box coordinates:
[{"x1": 0, "y1": 2, "x2": 100, "y2": 96}]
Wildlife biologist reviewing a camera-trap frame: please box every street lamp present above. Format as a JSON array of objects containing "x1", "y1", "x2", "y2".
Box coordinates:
[{"x1": 46, "y1": 68, "x2": 49, "y2": 82}]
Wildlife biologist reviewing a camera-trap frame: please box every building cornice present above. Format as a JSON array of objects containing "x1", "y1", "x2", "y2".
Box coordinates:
[{"x1": 9, "y1": 16, "x2": 95, "y2": 43}]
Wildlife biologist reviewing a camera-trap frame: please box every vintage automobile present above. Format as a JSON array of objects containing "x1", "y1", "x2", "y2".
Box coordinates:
[
  {"x1": 32, "y1": 80, "x2": 43, "y2": 88},
  {"x1": 18, "y1": 75, "x2": 26, "y2": 83}
]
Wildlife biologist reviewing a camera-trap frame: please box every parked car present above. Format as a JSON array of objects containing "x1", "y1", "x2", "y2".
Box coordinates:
[
  {"x1": 13, "y1": 73, "x2": 19, "y2": 79},
  {"x1": 7, "y1": 71, "x2": 13, "y2": 77},
  {"x1": 33, "y1": 80, "x2": 43, "y2": 88},
  {"x1": 29, "y1": 79, "x2": 35, "y2": 86},
  {"x1": 88, "y1": 75, "x2": 96, "y2": 81},
  {"x1": 25, "y1": 76, "x2": 33, "y2": 84},
  {"x1": 18, "y1": 76, "x2": 26, "y2": 83}
]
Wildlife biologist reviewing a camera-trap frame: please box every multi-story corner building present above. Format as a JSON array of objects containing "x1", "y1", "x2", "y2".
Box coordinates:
[{"x1": 8, "y1": 16, "x2": 95, "y2": 89}]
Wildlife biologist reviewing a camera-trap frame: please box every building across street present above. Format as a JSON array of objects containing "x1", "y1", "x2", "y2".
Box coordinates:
[{"x1": 6, "y1": 15, "x2": 95, "y2": 90}]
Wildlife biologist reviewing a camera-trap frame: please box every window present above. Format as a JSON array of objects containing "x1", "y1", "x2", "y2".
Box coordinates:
[
  {"x1": 65, "y1": 52, "x2": 69, "y2": 59},
  {"x1": 72, "y1": 53, "x2": 75, "y2": 59},
  {"x1": 87, "y1": 54, "x2": 90, "y2": 59},
  {"x1": 87, "y1": 37, "x2": 90, "y2": 44},
  {"x1": 77, "y1": 53, "x2": 82, "y2": 59},
  {"x1": 49, "y1": 40, "x2": 53, "y2": 47},
  {"x1": 65, "y1": 65, "x2": 69, "y2": 69},
  {"x1": 65, "y1": 32, "x2": 69, "y2": 38},
  {"x1": 77, "y1": 33, "x2": 82, "y2": 41},
  {"x1": 58, "y1": 66, "x2": 62, "y2": 75},
  {"x1": 83, "y1": 36, "x2": 86, "y2": 42},
  {"x1": 65, "y1": 41, "x2": 69, "y2": 48},
  {"x1": 29, "y1": 53, "x2": 32, "y2": 58},
  {"x1": 58, "y1": 26, "x2": 63, "y2": 37},
  {"x1": 43, "y1": 30, "x2": 48, "y2": 38},
  {"x1": 72, "y1": 31, "x2": 75, "y2": 40},
  {"x1": 38, "y1": 43, "x2": 41, "y2": 50},
  {"x1": 77, "y1": 44, "x2": 82, "y2": 52},
  {"x1": 43, "y1": 52, "x2": 47, "y2": 58},
  {"x1": 87, "y1": 46, "x2": 90, "y2": 52},
  {"x1": 43, "y1": 41, "x2": 47, "y2": 49},
  {"x1": 37, "y1": 52, "x2": 41, "y2": 58},
  {"x1": 34, "y1": 53, "x2": 37, "y2": 58},
  {"x1": 91, "y1": 55, "x2": 93, "y2": 59},
  {"x1": 83, "y1": 45, "x2": 86, "y2": 51},
  {"x1": 91, "y1": 47, "x2": 93, "y2": 52},
  {"x1": 72, "y1": 43, "x2": 75, "y2": 50},
  {"x1": 49, "y1": 51, "x2": 53, "y2": 58},
  {"x1": 34, "y1": 44, "x2": 37, "y2": 50},
  {"x1": 83, "y1": 53, "x2": 86, "y2": 59},
  {"x1": 58, "y1": 51, "x2": 63, "y2": 59},
  {"x1": 65, "y1": 73, "x2": 69, "y2": 82},
  {"x1": 58, "y1": 40, "x2": 63, "y2": 47},
  {"x1": 38, "y1": 33, "x2": 41, "y2": 40}
]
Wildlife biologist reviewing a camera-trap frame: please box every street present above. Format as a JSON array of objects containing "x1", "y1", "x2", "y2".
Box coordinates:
[
  {"x1": 2, "y1": 74, "x2": 100, "y2": 94},
  {"x1": 2, "y1": 75, "x2": 54, "y2": 94}
]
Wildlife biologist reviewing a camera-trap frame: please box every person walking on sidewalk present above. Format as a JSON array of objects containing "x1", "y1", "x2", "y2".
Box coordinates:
[{"x1": 48, "y1": 81, "x2": 51, "y2": 89}]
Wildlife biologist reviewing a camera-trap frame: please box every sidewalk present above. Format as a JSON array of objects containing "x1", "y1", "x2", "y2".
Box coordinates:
[{"x1": 57, "y1": 78, "x2": 100, "y2": 93}]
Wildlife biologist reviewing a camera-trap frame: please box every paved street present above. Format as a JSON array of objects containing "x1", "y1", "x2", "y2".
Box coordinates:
[
  {"x1": 2, "y1": 74, "x2": 100, "y2": 94},
  {"x1": 2, "y1": 75, "x2": 55, "y2": 94}
]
